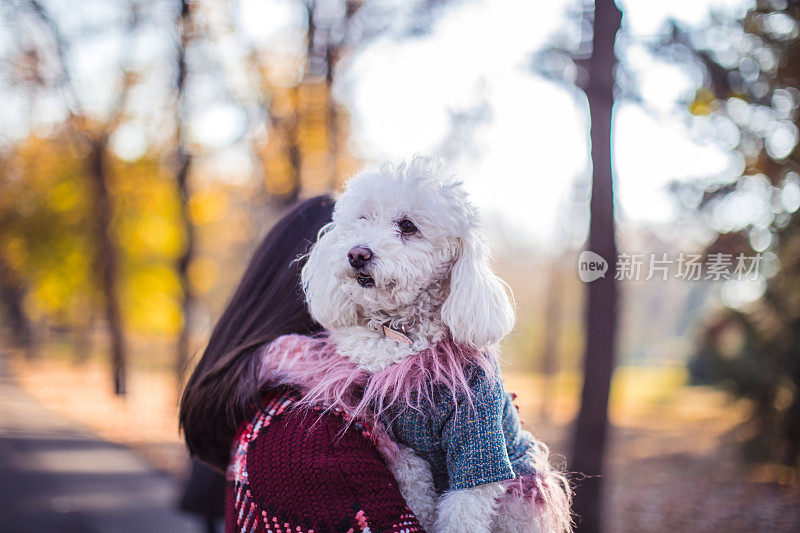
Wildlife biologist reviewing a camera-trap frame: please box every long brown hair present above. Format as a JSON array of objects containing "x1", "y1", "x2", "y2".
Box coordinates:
[{"x1": 179, "y1": 195, "x2": 335, "y2": 470}]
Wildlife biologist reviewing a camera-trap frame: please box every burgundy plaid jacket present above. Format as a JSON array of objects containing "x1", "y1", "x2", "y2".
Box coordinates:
[{"x1": 225, "y1": 388, "x2": 424, "y2": 533}]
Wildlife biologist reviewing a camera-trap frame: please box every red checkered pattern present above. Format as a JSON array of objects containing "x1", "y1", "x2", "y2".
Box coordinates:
[{"x1": 226, "y1": 388, "x2": 424, "y2": 533}]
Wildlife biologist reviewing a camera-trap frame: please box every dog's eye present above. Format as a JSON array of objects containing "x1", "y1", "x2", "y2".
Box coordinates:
[{"x1": 398, "y1": 218, "x2": 418, "y2": 235}]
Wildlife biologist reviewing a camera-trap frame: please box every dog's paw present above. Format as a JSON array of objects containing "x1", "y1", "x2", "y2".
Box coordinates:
[
  {"x1": 433, "y1": 482, "x2": 506, "y2": 533},
  {"x1": 387, "y1": 445, "x2": 438, "y2": 530}
]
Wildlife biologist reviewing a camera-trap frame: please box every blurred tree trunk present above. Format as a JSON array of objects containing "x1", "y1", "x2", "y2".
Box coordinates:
[
  {"x1": 325, "y1": 44, "x2": 340, "y2": 189},
  {"x1": 0, "y1": 252, "x2": 34, "y2": 354},
  {"x1": 570, "y1": 0, "x2": 621, "y2": 531},
  {"x1": 88, "y1": 136, "x2": 127, "y2": 396},
  {"x1": 174, "y1": 0, "x2": 195, "y2": 385},
  {"x1": 27, "y1": 0, "x2": 130, "y2": 394},
  {"x1": 785, "y1": 319, "x2": 800, "y2": 467},
  {"x1": 322, "y1": 1, "x2": 360, "y2": 190},
  {"x1": 283, "y1": 85, "x2": 303, "y2": 204}
]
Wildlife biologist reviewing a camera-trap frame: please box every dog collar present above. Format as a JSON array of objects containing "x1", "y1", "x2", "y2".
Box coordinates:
[{"x1": 379, "y1": 323, "x2": 413, "y2": 346}]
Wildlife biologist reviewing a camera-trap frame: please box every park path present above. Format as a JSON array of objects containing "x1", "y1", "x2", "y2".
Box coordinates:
[{"x1": 0, "y1": 355, "x2": 201, "y2": 533}]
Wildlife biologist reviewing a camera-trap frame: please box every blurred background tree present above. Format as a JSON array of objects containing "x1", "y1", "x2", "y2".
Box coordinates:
[
  {"x1": 569, "y1": 1, "x2": 621, "y2": 532},
  {"x1": 3, "y1": 0, "x2": 146, "y2": 394},
  {"x1": 174, "y1": 0, "x2": 196, "y2": 384},
  {"x1": 0, "y1": 0, "x2": 445, "y2": 390},
  {"x1": 659, "y1": 0, "x2": 800, "y2": 474},
  {"x1": 0, "y1": 131, "x2": 94, "y2": 355},
  {"x1": 532, "y1": 0, "x2": 800, "y2": 526}
]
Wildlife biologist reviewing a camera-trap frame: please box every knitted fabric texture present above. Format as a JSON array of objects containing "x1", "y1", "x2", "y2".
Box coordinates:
[
  {"x1": 259, "y1": 335, "x2": 542, "y2": 492},
  {"x1": 383, "y1": 358, "x2": 538, "y2": 491},
  {"x1": 226, "y1": 388, "x2": 423, "y2": 533}
]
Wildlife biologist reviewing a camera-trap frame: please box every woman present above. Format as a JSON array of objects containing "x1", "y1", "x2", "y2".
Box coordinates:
[{"x1": 179, "y1": 196, "x2": 423, "y2": 533}]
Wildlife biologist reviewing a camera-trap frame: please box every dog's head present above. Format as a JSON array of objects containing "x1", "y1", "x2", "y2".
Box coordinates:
[{"x1": 301, "y1": 156, "x2": 514, "y2": 351}]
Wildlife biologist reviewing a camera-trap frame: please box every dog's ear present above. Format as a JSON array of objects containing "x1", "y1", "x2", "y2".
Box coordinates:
[
  {"x1": 301, "y1": 224, "x2": 357, "y2": 329},
  {"x1": 441, "y1": 235, "x2": 515, "y2": 349}
]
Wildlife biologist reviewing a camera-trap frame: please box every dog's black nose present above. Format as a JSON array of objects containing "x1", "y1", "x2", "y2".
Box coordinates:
[{"x1": 348, "y1": 246, "x2": 373, "y2": 269}]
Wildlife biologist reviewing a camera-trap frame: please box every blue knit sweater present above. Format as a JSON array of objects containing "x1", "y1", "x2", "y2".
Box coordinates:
[{"x1": 383, "y1": 359, "x2": 539, "y2": 492}]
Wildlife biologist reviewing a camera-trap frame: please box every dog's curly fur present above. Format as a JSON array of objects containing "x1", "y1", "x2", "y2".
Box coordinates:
[
  {"x1": 301, "y1": 156, "x2": 515, "y2": 372},
  {"x1": 294, "y1": 155, "x2": 571, "y2": 532}
]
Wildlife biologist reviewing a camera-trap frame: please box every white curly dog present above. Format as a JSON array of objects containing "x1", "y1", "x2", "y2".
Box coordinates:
[{"x1": 295, "y1": 155, "x2": 571, "y2": 533}]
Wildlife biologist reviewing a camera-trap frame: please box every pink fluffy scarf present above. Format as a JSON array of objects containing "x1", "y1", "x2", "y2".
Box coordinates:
[{"x1": 257, "y1": 333, "x2": 495, "y2": 425}]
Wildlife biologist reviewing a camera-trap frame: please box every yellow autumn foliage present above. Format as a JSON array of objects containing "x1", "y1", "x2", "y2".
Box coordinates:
[
  {"x1": 188, "y1": 189, "x2": 230, "y2": 226},
  {"x1": 1, "y1": 126, "x2": 186, "y2": 335},
  {"x1": 689, "y1": 87, "x2": 717, "y2": 116},
  {"x1": 188, "y1": 256, "x2": 219, "y2": 295}
]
